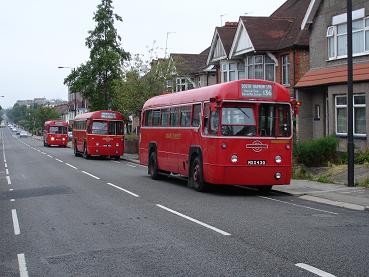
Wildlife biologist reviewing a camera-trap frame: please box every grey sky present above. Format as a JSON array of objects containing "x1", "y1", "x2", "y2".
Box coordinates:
[{"x1": 0, "y1": 0, "x2": 286, "y2": 108}]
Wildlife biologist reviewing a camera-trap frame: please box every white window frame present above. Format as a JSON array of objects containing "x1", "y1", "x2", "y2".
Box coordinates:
[
  {"x1": 176, "y1": 78, "x2": 187, "y2": 92},
  {"x1": 335, "y1": 94, "x2": 367, "y2": 137},
  {"x1": 327, "y1": 16, "x2": 369, "y2": 60},
  {"x1": 282, "y1": 55, "x2": 290, "y2": 86},
  {"x1": 246, "y1": 55, "x2": 275, "y2": 81},
  {"x1": 221, "y1": 61, "x2": 245, "y2": 83}
]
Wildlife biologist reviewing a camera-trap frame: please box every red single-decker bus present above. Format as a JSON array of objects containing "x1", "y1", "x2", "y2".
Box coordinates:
[
  {"x1": 72, "y1": 110, "x2": 125, "y2": 159},
  {"x1": 43, "y1": 120, "x2": 69, "y2": 147},
  {"x1": 140, "y1": 80, "x2": 300, "y2": 192}
]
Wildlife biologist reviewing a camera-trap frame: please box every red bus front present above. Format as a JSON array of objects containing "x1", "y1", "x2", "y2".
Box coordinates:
[
  {"x1": 43, "y1": 121, "x2": 68, "y2": 147},
  {"x1": 73, "y1": 111, "x2": 125, "y2": 159},
  {"x1": 200, "y1": 102, "x2": 292, "y2": 186}
]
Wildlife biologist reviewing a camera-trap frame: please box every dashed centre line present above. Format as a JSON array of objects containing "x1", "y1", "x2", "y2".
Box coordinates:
[
  {"x1": 17, "y1": 253, "x2": 29, "y2": 277},
  {"x1": 65, "y1": 163, "x2": 77, "y2": 169},
  {"x1": 47, "y1": 155, "x2": 53, "y2": 158},
  {"x1": 6, "y1": 176, "x2": 11, "y2": 185},
  {"x1": 295, "y1": 263, "x2": 336, "y2": 277},
  {"x1": 55, "y1": 158, "x2": 64, "y2": 163},
  {"x1": 156, "y1": 204, "x2": 231, "y2": 236},
  {"x1": 11, "y1": 209, "x2": 21, "y2": 235},
  {"x1": 107, "y1": 182, "x2": 139, "y2": 197},
  {"x1": 82, "y1": 171, "x2": 100, "y2": 180}
]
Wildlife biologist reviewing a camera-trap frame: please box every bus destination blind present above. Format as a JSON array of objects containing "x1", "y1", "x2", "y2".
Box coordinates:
[{"x1": 241, "y1": 84, "x2": 273, "y2": 98}]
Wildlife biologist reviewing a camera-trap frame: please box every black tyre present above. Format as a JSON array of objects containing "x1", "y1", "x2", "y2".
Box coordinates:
[
  {"x1": 82, "y1": 144, "x2": 90, "y2": 159},
  {"x1": 113, "y1": 155, "x2": 120, "y2": 161},
  {"x1": 148, "y1": 151, "x2": 160, "y2": 180},
  {"x1": 43, "y1": 140, "x2": 47, "y2": 147},
  {"x1": 74, "y1": 143, "x2": 80, "y2": 157},
  {"x1": 258, "y1": 185, "x2": 273, "y2": 194},
  {"x1": 189, "y1": 156, "x2": 207, "y2": 192}
]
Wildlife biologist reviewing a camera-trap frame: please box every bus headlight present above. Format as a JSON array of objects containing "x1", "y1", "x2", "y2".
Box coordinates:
[
  {"x1": 96, "y1": 142, "x2": 100, "y2": 146},
  {"x1": 51, "y1": 137, "x2": 55, "y2": 141},
  {"x1": 275, "y1": 172, "x2": 282, "y2": 180},
  {"x1": 62, "y1": 138, "x2": 65, "y2": 141},
  {"x1": 231, "y1": 155, "x2": 238, "y2": 163},
  {"x1": 116, "y1": 143, "x2": 119, "y2": 147},
  {"x1": 275, "y1": 155, "x2": 282, "y2": 163}
]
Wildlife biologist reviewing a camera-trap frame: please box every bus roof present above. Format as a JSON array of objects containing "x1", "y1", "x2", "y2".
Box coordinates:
[
  {"x1": 143, "y1": 80, "x2": 291, "y2": 110},
  {"x1": 74, "y1": 110, "x2": 124, "y2": 121},
  {"x1": 44, "y1": 120, "x2": 68, "y2": 127}
]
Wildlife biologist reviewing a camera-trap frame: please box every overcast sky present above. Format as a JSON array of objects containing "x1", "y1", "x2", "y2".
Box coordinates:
[{"x1": 0, "y1": 0, "x2": 286, "y2": 108}]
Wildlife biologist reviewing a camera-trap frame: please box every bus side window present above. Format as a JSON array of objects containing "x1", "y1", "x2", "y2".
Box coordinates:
[
  {"x1": 161, "y1": 109, "x2": 169, "y2": 127},
  {"x1": 180, "y1": 106, "x2": 191, "y2": 127},
  {"x1": 203, "y1": 103, "x2": 210, "y2": 135},
  {"x1": 170, "y1": 108, "x2": 179, "y2": 127},
  {"x1": 145, "y1": 110, "x2": 153, "y2": 126},
  {"x1": 209, "y1": 110, "x2": 219, "y2": 135},
  {"x1": 192, "y1": 104, "x2": 201, "y2": 127}
]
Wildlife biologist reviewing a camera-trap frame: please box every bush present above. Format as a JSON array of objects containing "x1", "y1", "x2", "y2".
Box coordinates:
[
  {"x1": 354, "y1": 150, "x2": 369, "y2": 164},
  {"x1": 294, "y1": 136, "x2": 338, "y2": 167}
]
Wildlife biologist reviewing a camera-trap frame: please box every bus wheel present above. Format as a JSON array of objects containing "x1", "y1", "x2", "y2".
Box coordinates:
[
  {"x1": 190, "y1": 156, "x2": 207, "y2": 192},
  {"x1": 148, "y1": 151, "x2": 160, "y2": 180},
  {"x1": 83, "y1": 145, "x2": 90, "y2": 159},
  {"x1": 113, "y1": 156, "x2": 120, "y2": 161},
  {"x1": 74, "y1": 144, "x2": 80, "y2": 157},
  {"x1": 258, "y1": 186, "x2": 273, "y2": 194},
  {"x1": 43, "y1": 140, "x2": 47, "y2": 147}
]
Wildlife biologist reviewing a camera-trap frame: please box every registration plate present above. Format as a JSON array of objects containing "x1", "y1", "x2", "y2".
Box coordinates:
[{"x1": 247, "y1": 160, "x2": 266, "y2": 166}]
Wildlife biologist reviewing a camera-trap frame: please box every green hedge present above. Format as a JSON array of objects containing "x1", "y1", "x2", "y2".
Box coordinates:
[{"x1": 294, "y1": 136, "x2": 338, "y2": 167}]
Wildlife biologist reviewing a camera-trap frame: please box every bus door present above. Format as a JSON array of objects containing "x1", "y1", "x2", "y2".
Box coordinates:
[{"x1": 202, "y1": 103, "x2": 220, "y2": 167}]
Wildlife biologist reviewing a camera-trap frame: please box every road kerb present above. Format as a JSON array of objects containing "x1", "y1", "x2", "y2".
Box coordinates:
[{"x1": 299, "y1": 195, "x2": 366, "y2": 211}]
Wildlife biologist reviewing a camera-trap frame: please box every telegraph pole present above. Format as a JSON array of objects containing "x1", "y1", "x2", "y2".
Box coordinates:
[{"x1": 347, "y1": 0, "x2": 354, "y2": 187}]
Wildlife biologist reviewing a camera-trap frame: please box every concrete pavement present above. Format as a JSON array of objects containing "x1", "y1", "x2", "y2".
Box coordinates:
[{"x1": 122, "y1": 153, "x2": 369, "y2": 212}]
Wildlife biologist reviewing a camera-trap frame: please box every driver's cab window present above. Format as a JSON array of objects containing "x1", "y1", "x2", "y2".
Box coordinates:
[{"x1": 203, "y1": 103, "x2": 219, "y2": 135}]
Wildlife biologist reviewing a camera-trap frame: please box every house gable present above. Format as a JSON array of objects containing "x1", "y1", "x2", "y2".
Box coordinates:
[{"x1": 229, "y1": 21, "x2": 254, "y2": 58}]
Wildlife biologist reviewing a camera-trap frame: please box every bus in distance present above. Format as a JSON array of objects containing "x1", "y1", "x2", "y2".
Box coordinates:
[
  {"x1": 139, "y1": 79, "x2": 300, "y2": 192},
  {"x1": 72, "y1": 110, "x2": 125, "y2": 160},
  {"x1": 43, "y1": 120, "x2": 69, "y2": 147}
]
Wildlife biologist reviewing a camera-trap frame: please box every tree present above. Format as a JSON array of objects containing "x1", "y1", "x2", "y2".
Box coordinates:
[
  {"x1": 114, "y1": 54, "x2": 174, "y2": 117},
  {"x1": 64, "y1": 0, "x2": 129, "y2": 110}
]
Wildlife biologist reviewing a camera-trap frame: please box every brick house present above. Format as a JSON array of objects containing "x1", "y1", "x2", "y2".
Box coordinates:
[
  {"x1": 296, "y1": 0, "x2": 369, "y2": 150},
  {"x1": 169, "y1": 48, "x2": 216, "y2": 92},
  {"x1": 207, "y1": 0, "x2": 311, "y2": 100}
]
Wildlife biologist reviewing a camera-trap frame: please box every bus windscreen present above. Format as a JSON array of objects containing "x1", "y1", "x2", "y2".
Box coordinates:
[
  {"x1": 49, "y1": 126, "x2": 67, "y2": 134},
  {"x1": 91, "y1": 121, "x2": 124, "y2": 135}
]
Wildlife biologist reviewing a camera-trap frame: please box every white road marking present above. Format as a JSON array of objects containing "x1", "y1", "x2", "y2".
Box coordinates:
[
  {"x1": 259, "y1": 196, "x2": 338, "y2": 215},
  {"x1": 107, "y1": 182, "x2": 139, "y2": 197},
  {"x1": 41, "y1": 152, "x2": 46, "y2": 155},
  {"x1": 296, "y1": 263, "x2": 336, "y2": 277},
  {"x1": 6, "y1": 168, "x2": 9, "y2": 175},
  {"x1": 37, "y1": 150, "x2": 41, "y2": 152},
  {"x1": 55, "y1": 158, "x2": 63, "y2": 163},
  {"x1": 156, "y1": 204, "x2": 231, "y2": 236},
  {"x1": 6, "y1": 176, "x2": 11, "y2": 185},
  {"x1": 127, "y1": 163, "x2": 137, "y2": 168},
  {"x1": 65, "y1": 163, "x2": 77, "y2": 169},
  {"x1": 82, "y1": 171, "x2": 100, "y2": 180},
  {"x1": 113, "y1": 161, "x2": 121, "y2": 164},
  {"x1": 11, "y1": 209, "x2": 21, "y2": 235},
  {"x1": 5, "y1": 163, "x2": 7, "y2": 168},
  {"x1": 47, "y1": 155, "x2": 53, "y2": 158},
  {"x1": 10, "y1": 199, "x2": 15, "y2": 202},
  {"x1": 9, "y1": 188, "x2": 14, "y2": 191},
  {"x1": 17, "y1": 253, "x2": 29, "y2": 277}
]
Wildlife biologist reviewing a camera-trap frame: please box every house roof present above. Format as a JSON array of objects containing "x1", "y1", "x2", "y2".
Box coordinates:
[
  {"x1": 295, "y1": 62, "x2": 369, "y2": 88},
  {"x1": 216, "y1": 25, "x2": 237, "y2": 55},
  {"x1": 240, "y1": 16, "x2": 293, "y2": 51},
  {"x1": 171, "y1": 53, "x2": 208, "y2": 74}
]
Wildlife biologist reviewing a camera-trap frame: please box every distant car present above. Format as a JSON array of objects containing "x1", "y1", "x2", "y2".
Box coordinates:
[
  {"x1": 12, "y1": 128, "x2": 17, "y2": 132},
  {"x1": 19, "y1": 131, "x2": 28, "y2": 138},
  {"x1": 68, "y1": 131, "x2": 73, "y2": 141},
  {"x1": 16, "y1": 130, "x2": 21, "y2": 135}
]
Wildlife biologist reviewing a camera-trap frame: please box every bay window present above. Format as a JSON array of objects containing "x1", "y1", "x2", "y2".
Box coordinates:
[
  {"x1": 282, "y1": 55, "x2": 290, "y2": 85},
  {"x1": 221, "y1": 61, "x2": 246, "y2": 83},
  {"x1": 335, "y1": 95, "x2": 366, "y2": 136},
  {"x1": 246, "y1": 55, "x2": 275, "y2": 81}
]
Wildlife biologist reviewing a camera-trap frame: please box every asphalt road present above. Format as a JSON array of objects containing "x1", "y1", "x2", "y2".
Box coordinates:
[{"x1": 1, "y1": 127, "x2": 369, "y2": 277}]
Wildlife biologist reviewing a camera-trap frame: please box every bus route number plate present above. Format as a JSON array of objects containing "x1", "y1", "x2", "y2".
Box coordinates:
[{"x1": 247, "y1": 160, "x2": 266, "y2": 166}]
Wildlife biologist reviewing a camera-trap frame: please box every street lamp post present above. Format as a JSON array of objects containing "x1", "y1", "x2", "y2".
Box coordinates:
[{"x1": 58, "y1": 66, "x2": 77, "y2": 118}]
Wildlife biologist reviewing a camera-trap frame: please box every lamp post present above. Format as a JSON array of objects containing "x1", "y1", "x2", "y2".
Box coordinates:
[{"x1": 58, "y1": 66, "x2": 77, "y2": 118}]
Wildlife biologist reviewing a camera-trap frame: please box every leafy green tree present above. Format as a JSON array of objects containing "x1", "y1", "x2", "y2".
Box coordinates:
[
  {"x1": 114, "y1": 54, "x2": 174, "y2": 117},
  {"x1": 64, "y1": 0, "x2": 129, "y2": 110}
]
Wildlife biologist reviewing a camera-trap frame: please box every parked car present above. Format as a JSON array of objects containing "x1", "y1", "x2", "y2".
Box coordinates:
[
  {"x1": 19, "y1": 131, "x2": 28, "y2": 138},
  {"x1": 16, "y1": 130, "x2": 21, "y2": 135}
]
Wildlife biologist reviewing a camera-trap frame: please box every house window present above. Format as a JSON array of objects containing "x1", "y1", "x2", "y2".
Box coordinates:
[
  {"x1": 176, "y1": 78, "x2": 186, "y2": 92},
  {"x1": 335, "y1": 95, "x2": 366, "y2": 136},
  {"x1": 221, "y1": 61, "x2": 245, "y2": 82},
  {"x1": 327, "y1": 17, "x2": 369, "y2": 59},
  {"x1": 246, "y1": 55, "x2": 275, "y2": 81},
  {"x1": 282, "y1": 55, "x2": 290, "y2": 85},
  {"x1": 314, "y1": 104, "x2": 321, "y2": 120}
]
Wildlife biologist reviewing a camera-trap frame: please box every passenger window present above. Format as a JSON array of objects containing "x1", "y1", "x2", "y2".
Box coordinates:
[
  {"x1": 203, "y1": 103, "x2": 210, "y2": 135},
  {"x1": 209, "y1": 110, "x2": 219, "y2": 135},
  {"x1": 145, "y1": 110, "x2": 153, "y2": 126},
  {"x1": 152, "y1": 110, "x2": 161, "y2": 126},
  {"x1": 170, "y1": 108, "x2": 179, "y2": 127},
  {"x1": 161, "y1": 109, "x2": 169, "y2": 127},
  {"x1": 192, "y1": 104, "x2": 201, "y2": 127},
  {"x1": 180, "y1": 106, "x2": 191, "y2": 127}
]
